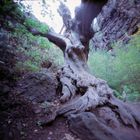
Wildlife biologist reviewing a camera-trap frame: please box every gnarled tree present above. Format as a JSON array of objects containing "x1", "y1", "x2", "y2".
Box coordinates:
[{"x1": 13, "y1": 0, "x2": 140, "y2": 139}]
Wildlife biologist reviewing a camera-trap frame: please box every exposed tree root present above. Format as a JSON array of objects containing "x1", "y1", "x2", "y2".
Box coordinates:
[
  {"x1": 54, "y1": 63, "x2": 140, "y2": 130},
  {"x1": 38, "y1": 45, "x2": 140, "y2": 133}
]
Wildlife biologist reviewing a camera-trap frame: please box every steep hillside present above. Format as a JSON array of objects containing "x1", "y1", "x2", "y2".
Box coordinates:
[{"x1": 0, "y1": 1, "x2": 68, "y2": 140}]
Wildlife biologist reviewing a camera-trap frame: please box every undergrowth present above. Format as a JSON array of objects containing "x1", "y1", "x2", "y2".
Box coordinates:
[
  {"x1": 0, "y1": 0, "x2": 64, "y2": 73},
  {"x1": 88, "y1": 35, "x2": 140, "y2": 102},
  {"x1": 12, "y1": 26, "x2": 64, "y2": 73},
  {"x1": 24, "y1": 18, "x2": 49, "y2": 33}
]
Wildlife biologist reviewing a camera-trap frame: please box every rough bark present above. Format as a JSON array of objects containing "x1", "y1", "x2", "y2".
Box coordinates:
[
  {"x1": 54, "y1": 45, "x2": 140, "y2": 130},
  {"x1": 57, "y1": 0, "x2": 108, "y2": 58}
]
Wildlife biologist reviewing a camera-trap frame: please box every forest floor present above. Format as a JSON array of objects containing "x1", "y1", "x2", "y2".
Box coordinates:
[{"x1": 0, "y1": 69, "x2": 80, "y2": 140}]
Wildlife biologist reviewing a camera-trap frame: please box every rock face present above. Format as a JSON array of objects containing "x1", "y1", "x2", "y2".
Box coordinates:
[
  {"x1": 0, "y1": 32, "x2": 17, "y2": 116},
  {"x1": 91, "y1": 0, "x2": 140, "y2": 50},
  {"x1": 65, "y1": 0, "x2": 140, "y2": 51},
  {"x1": 15, "y1": 70, "x2": 58, "y2": 103},
  {"x1": 0, "y1": 33, "x2": 16, "y2": 86}
]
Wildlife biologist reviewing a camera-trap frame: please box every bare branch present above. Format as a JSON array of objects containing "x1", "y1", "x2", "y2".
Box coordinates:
[
  {"x1": 28, "y1": 27, "x2": 68, "y2": 51},
  {"x1": 8, "y1": 11, "x2": 69, "y2": 52}
]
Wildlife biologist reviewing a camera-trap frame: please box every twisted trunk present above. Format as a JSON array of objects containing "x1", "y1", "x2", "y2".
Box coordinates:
[
  {"x1": 40, "y1": 1, "x2": 140, "y2": 139},
  {"x1": 43, "y1": 33, "x2": 140, "y2": 139}
]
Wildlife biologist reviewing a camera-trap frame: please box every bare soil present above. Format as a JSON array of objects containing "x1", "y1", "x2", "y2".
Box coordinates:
[{"x1": 0, "y1": 70, "x2": 79, "y2": 140}]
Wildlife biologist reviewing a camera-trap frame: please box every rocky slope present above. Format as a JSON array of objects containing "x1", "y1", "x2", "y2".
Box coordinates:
[{"x1": 91, "y1": 0, "x2": 140, "y2": 50}]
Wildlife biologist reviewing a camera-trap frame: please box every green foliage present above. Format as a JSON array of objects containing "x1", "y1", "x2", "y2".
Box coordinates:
[
  {"x1": 88, "y1": 35, "x2": 140, "y2": 101},
  {"x1": 14, "y1": 44, "x2": 64, "y2": 73},
  {"x1": 10, "y1": 21, "x2": 50, "y2": 49},
  {"x1": 0, "y1": 0, "x2": 24, "y2": 19},
  {"x1": 0, "y1": 0, "x2": 64, "y2": 75},
  {"x1": 46, "y1": 46, "x2": 64, "y2": 66},
  {"x1": 0, "y1": 0, "x2": 49, "y2": 34},
  {"x1": 123, "y1": 85, "x2": 140, "y2": 102},
  {"x1": 37, "y1": 37, "x2": 51, "y2": 49},
  {"x1": 24, "y1": 18, "x2": 49, "y2": 33},
  {"x1": 114, "y1": 85, "x2": 140, "y2": 102},
  {"x1": 9, "y1": 21, "x2": 64, "y2": 72},
  {"x1": 25, "y1": 50, "x2": 41, "y2": 62}
]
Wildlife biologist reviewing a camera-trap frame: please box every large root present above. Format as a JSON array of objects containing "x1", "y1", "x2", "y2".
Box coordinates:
[{"x1": 55, "y1": 65, "x2": 140, "y2": 129}]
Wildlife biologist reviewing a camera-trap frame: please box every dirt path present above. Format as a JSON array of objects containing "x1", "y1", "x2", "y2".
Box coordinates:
[{"x1": 0, "y1": 70, "x2": 79, "y2": 140}]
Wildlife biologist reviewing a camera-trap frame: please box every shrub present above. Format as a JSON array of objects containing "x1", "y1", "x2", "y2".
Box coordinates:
[
  {"x1": 37, "y1": 37, "x2": 51, "y2": 49},
  {"x1": 24, "y1": 18, "x2": 49, "y2": 33},
  {"x1": 88, "y1": 35, "x2": 140, "y2": 101},
  {"x1": 45, "y1": 45, "x2": 64, "y2": 66}
]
